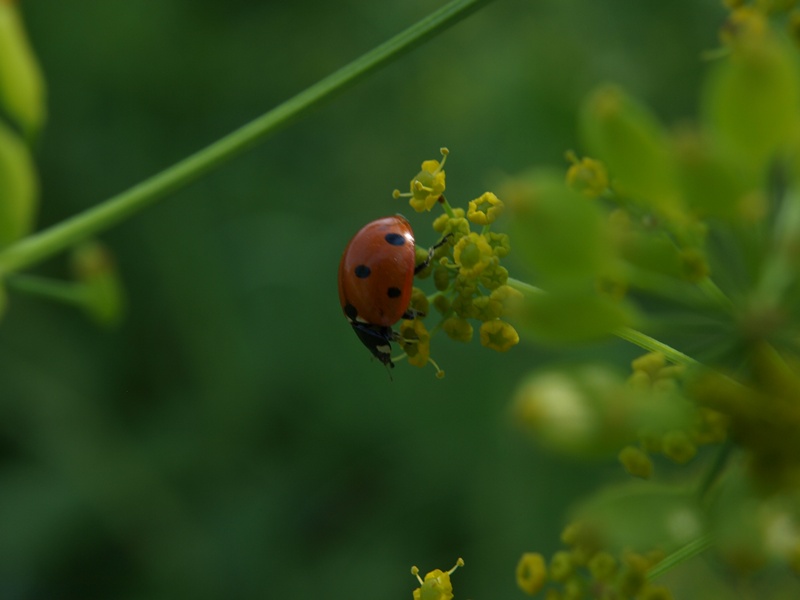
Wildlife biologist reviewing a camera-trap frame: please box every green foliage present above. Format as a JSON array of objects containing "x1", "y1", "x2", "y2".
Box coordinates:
[
  {"x1": 0, "y1": 118, "x2": 37, "y2": 246},
  {"x1": 3, "y1": 2, "x2": 800, "y2": 600},
  {"x1": 0, "y1": 1, "x2": 46, "y2": 138}
]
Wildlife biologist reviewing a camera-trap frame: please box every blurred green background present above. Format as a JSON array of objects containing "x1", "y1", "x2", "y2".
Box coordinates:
[{"x1": 1, "y1": 1, "x2": 723, "y2": 598}]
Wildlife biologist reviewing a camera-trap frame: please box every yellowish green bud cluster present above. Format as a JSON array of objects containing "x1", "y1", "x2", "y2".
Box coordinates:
[
  {"x1": 565, "y1": 151, "x2": 609, "y2": 199},
  {"x1": 619, "y1": 353, "x2": 728, "y2": 478},
  {"x1": 410, "y1": 558, "x2": 464, "y2": 600},
  {"x1": 394, "y1": 149, "x2": 520, "y2": 369},
  {"x1": 393, "y1": 148, "x2": 449, "y2": 213},
  {"x1": 517, "y1": 521, "x2": 671, "y2": 599},
  {"x1": 512, "y1": 363, "x2": 695, "y2": 459},
  {"x1": 690, "y1": 342, "x2": 800, "y2": 489},
  {"x1": 70, "y1": 241, "x2": 126, "y2": 327}
]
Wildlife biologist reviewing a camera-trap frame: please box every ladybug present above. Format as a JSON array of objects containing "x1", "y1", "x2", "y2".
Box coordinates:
[{"x1": 338, "y1": 215, "x2": 443, "y2": 369}]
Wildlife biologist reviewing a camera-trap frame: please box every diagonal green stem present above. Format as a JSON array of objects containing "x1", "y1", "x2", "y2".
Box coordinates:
[
  {"x1": 506, "y1": 277, "x2": 702, "y2": 368},
  {"x1": 0, "y1": 0, "x2": 498, "y2": 276},
  {"x1": 647, "y1": 533, "x2": 715, "y2": 581},
  {"x1": 612, "y1": 326, "x2": 701, "y2": 368},
  {"x1": 5, "y1": 273, "x2": 86, "y2": 306}
]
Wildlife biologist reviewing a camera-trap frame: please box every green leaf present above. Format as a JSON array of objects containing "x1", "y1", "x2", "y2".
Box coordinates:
[
  {"x1": 0, "y1": 2, "x2": 46, "y2": 138},
  {"x1": 505, "y1": 169, "x2": 614, "y2": 284},
  {"x1": 514, "y1": 281, "x2": 636, "y2": 343},
  {"x1": 673, "y1": 128, "x2": 755, "y2": 220},
  {"x1": 0, "y1": 118, "x2": 37, "y2": 246},
  {"x1": 702, "y1": 35, "x2": 800, "y2": 175},
  {"x1": 580, "y1": 84, "x2": 680, "y2": 215}
]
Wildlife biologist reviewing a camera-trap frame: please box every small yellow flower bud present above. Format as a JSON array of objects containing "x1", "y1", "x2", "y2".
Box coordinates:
[
  {"x1": 618, "y1": 552, "x2": 649, "y2": 597},
  {"x1": 490, "y1": 284, "x2": 524, "y2": 318},
  {"x1": 402, "y1": 149, "x2": 448, "y2": 212},
  {"x1": 472, "y1": 295, "x2": 503, "y2": 322},
  {"x1": 638, "y1": 430, "x2": 664, "y2": 453},
  {"x1": 453, "y1": 274, "x2": 478, "y2": 298},
  {"x1": 618, "y1": 445, "x2": 654, "y2": 479},
  {"x1": 549, "y1": 551, "x2": 574, "y2": 582},
  {"x1": 484, "y1": 231, "x2": 511, "y2": 257},
  {"x1": 516, "y1": 553, "x2": 547, "y2": 596},
  {"x1": 409, "y1": 287, "x2": 430, "y2": 316},
  {"x1": 433, "y1": 267, "x2": 451, "y2": 291},
  {"x1": 411, "y1": 558, "x2": 463, "y2": 600},
  {"x1": 627, "y1": 370, "x2": 652, "y2": 390},
  {"x1": 442, "y1": 317, "x2": 473, "y2": 342},
  {"x1": 70, "y1": 241, "x2": 125, "y2": 327},
  {"x1": 560, "y1": 521, "x2": 604, "y2": 566},
  {"x1": 479, "y1": 320, "x2": 519, "y2": 352},
  {"x1": 433, "y1": 293, "x2": 451, "y2": 315},
  {"x1": 451, "y1": 294, "x2": 477, "y2": 320},
  {"x1": 588, "y1": 551, "x2": 617, "y2": 581},
  {"x1": 565, "y1": 152, "x2": 609, "y2": 198},
  {"x1": 467, "y1": 191, "x2": 504, "y2": 225},
  {"x1": 662, "y1": 430, "x2": 697, "y2": 464},
  {"x1": 631, "y1": 352, "x2": 666, "y2": 379},
  {"x1": 432, "y1": 208, "x2": 465, "y2": 233},
  {"x1": 562, "y1": 576, "x2": 585, "y2": 600},
  {"x1": 720, "y1": 7, "x2": 768, "y2": 49},
  {"x1": 453, "y1": 232, "x2": 494, "y2": 278},
  {"x1": 479, "y1": 263, "x2": 508, "y2": 290},
  {"x1": 400, "y1": 319, "x2": 430, "y2": 368}
]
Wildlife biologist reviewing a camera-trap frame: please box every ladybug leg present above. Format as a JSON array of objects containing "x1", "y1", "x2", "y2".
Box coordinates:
[
  {"x1": 401, "y1": 307, "x2": 426, "y2": 320},
  {"x1": 414, "y1": 233, "x2": 453, "y2": 275}
]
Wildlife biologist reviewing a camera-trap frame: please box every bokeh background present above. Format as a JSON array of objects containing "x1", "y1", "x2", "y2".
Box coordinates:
[{"x1": 1, "y1": 1, "x2": 724, "y2": 598}]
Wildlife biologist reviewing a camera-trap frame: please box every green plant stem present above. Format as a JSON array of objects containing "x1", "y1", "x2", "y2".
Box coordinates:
[
  {"x1": 696, "y1": 439, "x2": 734, "y2": 502},
  {"x1": 647, "y1": 533, "x2": 715, "y2": 581},
  {"x1": 5, "y1": 274, "x2": 86, "y2": 306},
  {"x1": 612, "y1": 326, "x2": 701, "y2": 368},
  {"x1": 0, "y1": 0, "x2": 498, "y2": 277},
  {"x1": 506, "y1": 277, "x2": 701, "y2": 368},
  {"x1": 697, "y1": 277, "x2": 734, "y2": 310}
]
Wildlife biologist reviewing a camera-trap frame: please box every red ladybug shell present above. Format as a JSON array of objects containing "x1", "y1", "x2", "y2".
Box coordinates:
[{"x1": 338, "y1": 215, "x2": 416, "y2": 328}]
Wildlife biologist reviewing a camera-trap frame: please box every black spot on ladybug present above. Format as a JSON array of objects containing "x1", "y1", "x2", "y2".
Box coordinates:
[
  {"x1": 354, "y1": 264, "x2": 371, "y2": 278},
  {"x1": 385, "y1": 233, "x2": 405, "y2": 246},
  {"x1": 344, "y1": 303, "x2": 358, "y2": 320},
  {"x1": 387, "y1": 287, "x2": 402, "y2": 298}
]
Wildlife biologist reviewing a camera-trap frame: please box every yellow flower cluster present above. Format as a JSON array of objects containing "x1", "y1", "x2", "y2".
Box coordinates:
[
  {"x1": 410, "y1": 558, "x2": 464, "y2": 600},
  {"x1": 393, "y1": 149, "x2": 449, "y2": 212},
  {"x1": 517, "y1": 522, "x2": 672, "y2": 600},
  {"x1": 392, "y1": 149, "x2": 520, "y2": 374},
  {"x1": 618, "y1": 352, "x2": 728, "y2": 479}
]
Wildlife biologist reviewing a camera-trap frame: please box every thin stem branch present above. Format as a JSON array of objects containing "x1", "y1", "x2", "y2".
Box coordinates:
[
  {"x1": 696, "y1": 440, "x2": 734, "y2": 502},
  {"x1": 506, "y1": 277, "x2": 701, "y2": 368},
  {"x1": 0, "y1": 0, "x2": 498, "y2": 276},
  {"x1": 647, "y1": 533, "x2": 715, "y2": 581},
  {"x1": 697, "y1": 277, "x2": 735, "y2": 313},
  {"x1": 5, "y1": 274, "x2": 86, "y2": 306},
  {"x1": 612, "y1": 326, "x2": 701, "y2": 368}
]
